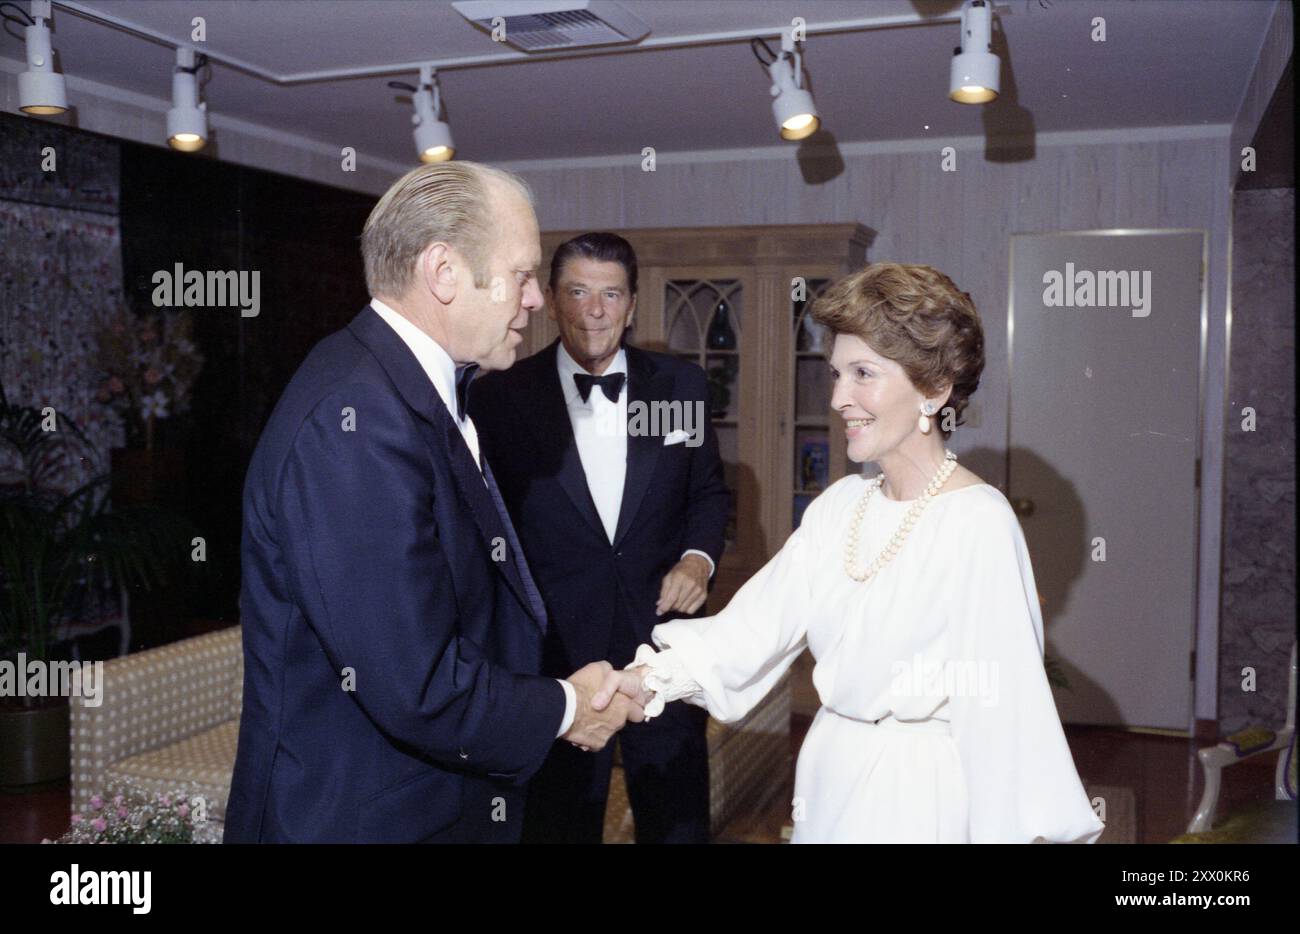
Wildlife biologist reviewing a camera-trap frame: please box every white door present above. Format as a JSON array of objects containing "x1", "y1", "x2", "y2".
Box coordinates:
[{"x1": 1008, "y1": 230, "x2": 1205, "y2": 730}]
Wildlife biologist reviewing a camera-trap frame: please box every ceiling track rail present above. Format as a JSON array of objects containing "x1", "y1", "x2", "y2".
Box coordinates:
[{"x1": 51, "y1": 1, "x2": 1011, "y2": 85}]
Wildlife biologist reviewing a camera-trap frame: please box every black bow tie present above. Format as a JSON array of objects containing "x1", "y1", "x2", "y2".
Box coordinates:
[
  {"x1": 454, "y1": 362, "x2": 479, "y2": 421},
  {"x1": 573, "y1": 371, "x2": 626, "y2": 404}
]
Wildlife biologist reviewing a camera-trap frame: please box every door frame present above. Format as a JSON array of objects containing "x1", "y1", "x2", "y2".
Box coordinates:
[{"x1": 1007, "y1": 228, "x2": 1210, "y2": 734}]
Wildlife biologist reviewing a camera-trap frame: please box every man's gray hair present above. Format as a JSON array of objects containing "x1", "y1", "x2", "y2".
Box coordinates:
[{"x1": 362, "y1": 161, "x2": 534, "y2": 297}]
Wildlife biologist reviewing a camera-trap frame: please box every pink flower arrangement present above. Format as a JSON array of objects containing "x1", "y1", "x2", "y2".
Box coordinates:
[
  {"x1": 96, "y1": 308, "x2": 203, "y2": 451},
  {"x1": 55, "y1": 779, "x2": 219, "y2": 844}
]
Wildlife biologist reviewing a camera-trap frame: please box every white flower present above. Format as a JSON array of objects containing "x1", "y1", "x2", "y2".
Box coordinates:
[{"x1": 140, "y1": 391, "x2": 170, "y2": 420}]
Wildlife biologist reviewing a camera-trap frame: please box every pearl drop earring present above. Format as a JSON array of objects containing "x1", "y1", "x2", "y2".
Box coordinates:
[{"x1": 918, "y1": 401, "x2": 935, "y2": 434}]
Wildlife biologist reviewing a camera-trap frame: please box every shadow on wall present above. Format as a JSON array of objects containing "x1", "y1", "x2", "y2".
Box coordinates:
[
  {"x1": 964, "y1": 444, "x2": 1121, "y2": 726},
  {"x1": 796, "y1": 128, "x2": 846, "y2": 185},
  {"x1": 983, "y1": 12, "x2": 1036, "y2": 164}
]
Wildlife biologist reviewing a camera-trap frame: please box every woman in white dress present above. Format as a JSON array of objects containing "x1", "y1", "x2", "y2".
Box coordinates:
[{"x1": 598, "y1": 262, "x2": 1104, "y2": 844}]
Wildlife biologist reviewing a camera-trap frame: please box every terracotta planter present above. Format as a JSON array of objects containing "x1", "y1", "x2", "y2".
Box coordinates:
[
  {"x1": 109, "y1": 447, "x2": 191, "y2": 650},
  {"x1": 110, "y1": 447, "x2": 185, "y2": 508},
  {"x1": 0, "y1": 698, "x2": 70, "y2": 788}
]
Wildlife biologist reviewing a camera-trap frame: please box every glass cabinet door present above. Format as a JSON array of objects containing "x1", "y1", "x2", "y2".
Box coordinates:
[
  {"x1": 790, "y1": 276, "x2": 839, "y2": 531},
  {"x1": 785, "y1": 273, "x2": 851, "y2": 716},
  {"x1": 662, "y1": 276, "x2": 751, "y2": 567}
]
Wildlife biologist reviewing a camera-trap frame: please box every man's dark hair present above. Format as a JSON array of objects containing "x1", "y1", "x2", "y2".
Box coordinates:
[{"x1": 548, "y1": 232, "x2": 638, "y2": 295}]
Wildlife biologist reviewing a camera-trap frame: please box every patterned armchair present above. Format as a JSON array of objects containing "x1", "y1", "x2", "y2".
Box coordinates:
[
  {"x1": 1175, "y1": 642, "x2": 1297, "y2": 843},
  {"x1": 72, "y1": 625, "x2": 792, "y2": 842},
  {"x1": 69, "y1": 626, "x2": 243, "y2": 822}
]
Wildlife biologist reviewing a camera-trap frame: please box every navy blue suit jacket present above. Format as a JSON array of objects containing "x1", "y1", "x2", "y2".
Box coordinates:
[
  {"x1": 469, "y1": 340, "x2": 729, "y2": 676},
  {"x1": 225, "y1": 306, "x2": 565, "y2": 843}
]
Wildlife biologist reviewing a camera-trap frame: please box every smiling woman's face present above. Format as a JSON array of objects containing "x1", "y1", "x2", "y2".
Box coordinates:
[
  {"x1": 547, "y1": 256, "x2": 637, "y2": 375},
  {"x1": 829, "y1": 332, "x2": 935, "y2": 464}
]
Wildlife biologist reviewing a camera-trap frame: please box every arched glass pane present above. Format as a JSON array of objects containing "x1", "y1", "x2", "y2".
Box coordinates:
[
  {"x1": 665, "y1": 281, "x2": 701, "y2": 353},
  {"x1": 664, "y1": 277, "x2": 743, "y2": 550}
]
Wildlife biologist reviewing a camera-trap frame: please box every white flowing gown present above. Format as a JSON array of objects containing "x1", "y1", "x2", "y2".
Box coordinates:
[{"x1": 635, "y1": 475, "x2": 1105, "y2": 844}]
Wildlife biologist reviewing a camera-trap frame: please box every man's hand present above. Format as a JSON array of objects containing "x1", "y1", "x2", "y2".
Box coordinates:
[
  {"x1": 561, "y1": 661, "x2": 644, "y2": 753},
  {"x1": 591, "y1": 666, "x2": 655, "y2": 711},
  {"x1": 655, "y1": 554, "x2": 710, "y2": 616}
]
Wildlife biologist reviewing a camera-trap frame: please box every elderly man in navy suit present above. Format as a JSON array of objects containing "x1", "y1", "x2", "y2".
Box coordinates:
[
  {"x1": 471, "y1": 233, "x2": 730, "y2": 843},
  {"x1": 225, "y1": 164, "x2": 645, "y2": 844}
]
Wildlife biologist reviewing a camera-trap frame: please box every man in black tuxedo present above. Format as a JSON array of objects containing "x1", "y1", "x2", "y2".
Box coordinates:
[
  {"x1": 470, "y1": 232, "x2": 730, "y2": 843},
  {"x1": 226, "y1": 166, "x2": 643, "y2": 844}
]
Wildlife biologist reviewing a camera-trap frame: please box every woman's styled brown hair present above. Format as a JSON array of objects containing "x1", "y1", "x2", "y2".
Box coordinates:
[{"x1": 810, "y1": 262, "x2": 985, "y2": 438}]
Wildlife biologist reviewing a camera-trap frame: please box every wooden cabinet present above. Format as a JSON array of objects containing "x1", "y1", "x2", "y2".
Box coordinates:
[{"x1": 534, "y1": 224, "x2": 872, "y2": 609}]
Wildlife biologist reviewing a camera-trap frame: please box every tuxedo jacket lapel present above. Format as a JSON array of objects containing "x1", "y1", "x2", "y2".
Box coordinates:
[
  {"x1": 347, "y1": 306, "x2": 544, "y2": 629},
  {"x1": 442, "y1": 423, "x2": 547, "y2": 630},
  {"x1": 520, "y1": 341, "x2": 607, "y2": 541},
  {"x1": 613, "y1": 346, "x2": 672, "y2": 549}
]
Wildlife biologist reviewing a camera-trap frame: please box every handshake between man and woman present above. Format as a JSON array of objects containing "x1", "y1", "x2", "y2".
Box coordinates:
[{"x1": 559, "y1": 661, "x2": 661, "y2": 754}]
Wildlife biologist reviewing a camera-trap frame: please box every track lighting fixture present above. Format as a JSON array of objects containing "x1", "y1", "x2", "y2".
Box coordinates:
[
  {"x1": 949, "y1": 0, "x2": 1000, "y2": 104},
  {"x1": 752, "y1": 32, "x2": 820, "y2": 142},
  {"x1": 167, "y1": 47, "x2": 208, "y2": 152},
  {"x1": 412, "y1": 65, "x2": 455, "y2": 162},
  {"x1": 15, "y1": 0, "x2": 67, "y2": 115}
]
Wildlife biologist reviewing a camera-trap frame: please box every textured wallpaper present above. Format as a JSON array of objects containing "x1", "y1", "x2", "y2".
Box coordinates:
[
  {"x1": 1219, "y1": 186, "x2": 1296, "y2": 736},
  {"x1": 0, "y1": 116, "x2": 125, "y2": 489}
]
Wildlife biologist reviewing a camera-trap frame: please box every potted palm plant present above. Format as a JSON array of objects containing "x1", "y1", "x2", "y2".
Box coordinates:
[{"x1": 0, "y1": 382, "x2": 192, "y2": 787}]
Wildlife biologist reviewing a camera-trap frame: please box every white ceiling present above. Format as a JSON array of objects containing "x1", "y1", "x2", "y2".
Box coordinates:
[{"x1": 14, "y1": 0, "x2": 1281, "y2": 165}]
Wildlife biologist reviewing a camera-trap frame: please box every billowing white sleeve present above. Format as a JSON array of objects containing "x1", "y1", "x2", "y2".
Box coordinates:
[
  {"x1": 631, "y1": 504, "x2": 819, "y2": 724},
  {"x1": 948, "y1": 503, "x2": 1105, "y2": 844}
]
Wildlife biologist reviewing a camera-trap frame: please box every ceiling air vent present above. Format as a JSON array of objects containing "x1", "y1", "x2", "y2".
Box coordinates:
[{"x1": 452, "y1": 1, "x2": 650, "y2": 52}]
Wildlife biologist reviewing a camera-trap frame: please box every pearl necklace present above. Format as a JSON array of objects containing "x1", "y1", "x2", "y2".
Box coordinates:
[{"x1": 843, "y1": 451, "x2": 958, "y2": 583}]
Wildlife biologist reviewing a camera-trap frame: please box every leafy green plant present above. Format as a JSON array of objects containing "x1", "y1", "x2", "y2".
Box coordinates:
[{"x1": 0, "y1": 383, "x2": 195, "y2": 689}]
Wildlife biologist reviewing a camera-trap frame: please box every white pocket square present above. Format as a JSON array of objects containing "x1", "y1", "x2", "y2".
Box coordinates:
[{"x1": 663, "y1": 429, "x2": 691, "y2": 446}]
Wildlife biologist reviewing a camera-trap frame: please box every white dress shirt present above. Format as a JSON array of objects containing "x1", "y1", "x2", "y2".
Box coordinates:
[
  {"x1": 556, "y1": 342, "x2": 715, "y2": 576},
  {"x1": 557, "y1": 341, "x2": 628, "y2": 543},
  {"x1": 370, "y1": 299, "x2": 576, "y2": 739}
]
